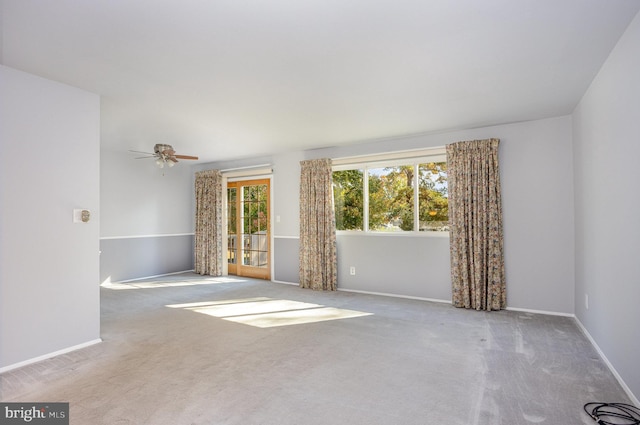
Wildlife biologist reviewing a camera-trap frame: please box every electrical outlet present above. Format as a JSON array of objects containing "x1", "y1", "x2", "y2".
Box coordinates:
[
  {"x1": 349, "y1": 266, "x2": 356, "y2": 275},
  {"x1": 585, "y1": 294, "x2": 589, "y2": 310}
]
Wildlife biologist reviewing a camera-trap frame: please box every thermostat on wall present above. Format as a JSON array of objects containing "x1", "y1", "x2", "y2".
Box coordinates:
[{"x1": 73, "y1": 209, "x2": 91, "y2": 223}]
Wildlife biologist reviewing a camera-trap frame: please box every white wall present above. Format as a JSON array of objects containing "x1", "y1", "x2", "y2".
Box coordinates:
[
  {"x1": 100, "y1": 149, "x2": 195, "y2": 282},
  {"x1": 498, "y1": 118, "x2": 575, "y2": 313},
  {"x1": 573, "y1": 11, "x2": 640, "y2": 401},
  {"x1": 101, "y1": 149, "x2": 195, "y2": 237},
  {"x1": 272, "y1": 150, "x2": 304, "y2": 238},
  {"x1": 203, "y1": 116, "x2": 576, "y2": 314},
  {"x1": 308, "y1": 117, "x2": 575, "y2": 312},
  {"x1": 0, "y1": 66, "x2": 101, "y2": 369}
]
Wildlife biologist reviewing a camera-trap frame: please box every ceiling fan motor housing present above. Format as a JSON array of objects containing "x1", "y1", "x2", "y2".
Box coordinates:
[{"x1": 154, "y1": 144, "x2": 173, "y2": 155}]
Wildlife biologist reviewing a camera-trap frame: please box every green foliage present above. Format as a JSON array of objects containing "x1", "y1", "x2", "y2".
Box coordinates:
[
  {"x1": 242, "y1": 184, "x2": 268, "y2": 233},
  {"x1": 418, "y1": 162, "x2": 448, "y2": 228},
  {"x1": 332, "y1": 162, "x2": 448, "y2": 232},
  {"x1": 333, "y1": 169, "x2": 364, "y2": 230},
  {"x1": 227, "y1": 188, "x2": 237, "y2": 234},
  {"x1": 369, "y1": 166, "x2": 414, "y2": 231}
]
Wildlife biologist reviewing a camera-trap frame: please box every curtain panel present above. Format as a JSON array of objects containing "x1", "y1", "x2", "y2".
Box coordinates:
[
  {"x1": 299, "y1": 158, "x2": 337, "y2": 291},
  {"x1": 194, "y1": 169, "x2": 223, "y2": 276},
  {"x1": 446, "y1": 139, "x2": 506, "y2": 311}
]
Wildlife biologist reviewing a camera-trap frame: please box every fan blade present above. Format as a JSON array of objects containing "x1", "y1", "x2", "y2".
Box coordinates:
[
  {"x1": 168, "y1": 157, "x2": 178, "y2": 163},
  {"x1": 134, "y1": 156, "x2": 156, "y2": 159},
  {"x1": 174, "y1": 155, "x2": 199, "y2": 160},
  {"x1": 129, "y1": 150, "x2": 154, "y2": 155}
]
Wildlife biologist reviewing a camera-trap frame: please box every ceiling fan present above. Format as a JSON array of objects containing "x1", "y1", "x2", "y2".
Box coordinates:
[{"x1": 130, "y1": 144, "x2": 199, "y2": 168}]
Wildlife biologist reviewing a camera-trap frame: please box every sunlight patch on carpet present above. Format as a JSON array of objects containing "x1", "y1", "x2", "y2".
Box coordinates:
[{"x1": 166, "y1": 297, "x2": 372, "y2": 328}]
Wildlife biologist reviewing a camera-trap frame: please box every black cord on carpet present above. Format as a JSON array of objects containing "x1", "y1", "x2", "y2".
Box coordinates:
[{"x1": 584, "y1": 402, "x2": 640, "y2": 425}]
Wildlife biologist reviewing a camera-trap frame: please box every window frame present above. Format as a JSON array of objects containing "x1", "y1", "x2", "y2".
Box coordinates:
[{"x1": 332, "y1": 148, "x2": 449, "y2": 237}]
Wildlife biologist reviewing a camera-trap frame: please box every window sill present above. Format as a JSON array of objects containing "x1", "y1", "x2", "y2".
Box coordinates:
[{"x1": 336, "y1": 231, "x2": 450, "y2": 238}]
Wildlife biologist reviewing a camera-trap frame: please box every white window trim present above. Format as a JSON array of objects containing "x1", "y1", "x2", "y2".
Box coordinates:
[
  {"x1": 220, "y1": 165, "x2": 274, "y2": 276},
  {"x1": 332, "y1": 147, "x2": 448, "y2": 236},
  {"x1": 336, "y1": 230, "x2": 450, "y2": 238},
  {"x1": 332, "y1": 146, "x2": 446, "y2": 168}
]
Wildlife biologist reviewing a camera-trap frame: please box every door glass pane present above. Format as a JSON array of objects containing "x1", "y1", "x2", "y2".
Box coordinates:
[
  {"x1": 243, "y1": 234, "x2": 251, "y2": 265},
  {"x1": 240, "y1": 183, "x2": 268, "y2": 269},
  {"x1": 227, "y1": 188, "x2": 237, "y2": 264},
  {"x1": 250, "y1": 248, "x2": 260, "y2": 267}
]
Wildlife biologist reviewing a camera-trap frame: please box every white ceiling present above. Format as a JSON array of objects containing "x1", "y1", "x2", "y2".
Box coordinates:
[{"x1": 2, "y1": 0, "x2": 639, "y2": 163}]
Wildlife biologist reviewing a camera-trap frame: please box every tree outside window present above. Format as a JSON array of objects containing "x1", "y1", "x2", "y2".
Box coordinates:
[
  {"x1": 333, "y1": 161, "x2": 447, "y2": 232},
  {"x1": 333, "y1": 169, "x2": 364, "y2": 231},
  {"x1": 418, "y1": 162, "x2": 448, "y2": 231}
]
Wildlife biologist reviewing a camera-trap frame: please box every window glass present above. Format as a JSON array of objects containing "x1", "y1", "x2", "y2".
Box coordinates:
[
  {"x1": 368, "y1": 166, "x2": 414, "y2": 232},
  {"x1": 333, "y1": 169, "x2": 364, "y2": 231},
  {"x1": 332, "y1": 157, "x2": 448, "y2": 233},
  {"x1": 418, "y1": 162, "x2": 448, "y2": 231},
  {"x1": 227, "y1": 187, "x2": 237, "y2": 264}
]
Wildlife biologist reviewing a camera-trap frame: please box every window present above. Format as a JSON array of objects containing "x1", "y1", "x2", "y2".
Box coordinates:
[
  {"x1": 332, "y1": 151, "x2": 448, "y2": 233},
  {"x1": 333, "y1": 169, "x2": 364, "y2": 230}
]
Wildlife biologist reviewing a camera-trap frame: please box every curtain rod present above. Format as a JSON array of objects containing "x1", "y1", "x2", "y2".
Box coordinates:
[
  {"x1": 332, "y1": 147, "x2": 446, "y2": 166},
  {"x1": 220, "y1": 163, "x2": 272, "y2": 173}
]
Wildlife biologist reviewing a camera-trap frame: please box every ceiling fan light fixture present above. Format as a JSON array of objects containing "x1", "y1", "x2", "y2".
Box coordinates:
[{"x1": 132, "y1": 144, "x2": 198, "y2": 169}]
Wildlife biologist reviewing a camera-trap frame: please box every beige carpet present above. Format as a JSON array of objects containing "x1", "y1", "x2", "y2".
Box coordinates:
[{"x1": 1, "y1": 273, "x2": 632, "y2": 424}]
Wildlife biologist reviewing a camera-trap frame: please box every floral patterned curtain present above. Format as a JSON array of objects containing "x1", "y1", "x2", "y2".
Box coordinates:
[
  {"x1": 194, "y1": 169, "x2": 223, "y2": 276},
  {"x1": 299, "y1": 158, "x2": 337, "y2": 291},
  {"x1": 446, "y1": 139, "x2": 506, "y2": 311}
]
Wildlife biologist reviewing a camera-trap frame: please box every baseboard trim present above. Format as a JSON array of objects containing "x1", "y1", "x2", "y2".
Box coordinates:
[
  {"x1": 272, "y1": 279, "x2": 452, "y2": 304},
  {"x1": 272, "y1": 280, "x2": 452, "y2": 304},
  {"x1": 103, "y1": 269, "x2": 196, "y2": 285},
  {"x1": 273, "y1": 282, "x2": 578, "y2": 317},
  {"x1": 574, "y1": 318, "x2": 639, "y2": 407},
  {"x1": 505, "y1": 306, "x2": 575, "y2": 317},
  {"x1": 337, "y1": 288, "x2": 452, "y2": 304},
  {"x1": 271, "y1": 279, "x2": 299, "y2": 286},
  {"x1": 0, "y1": 338, "x2": 103, "y2": 374}
]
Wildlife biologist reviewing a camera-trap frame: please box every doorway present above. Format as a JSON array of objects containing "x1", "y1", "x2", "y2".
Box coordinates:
[{"x1": 227, "y1": 179, "x2": 270, "y2": 280}]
